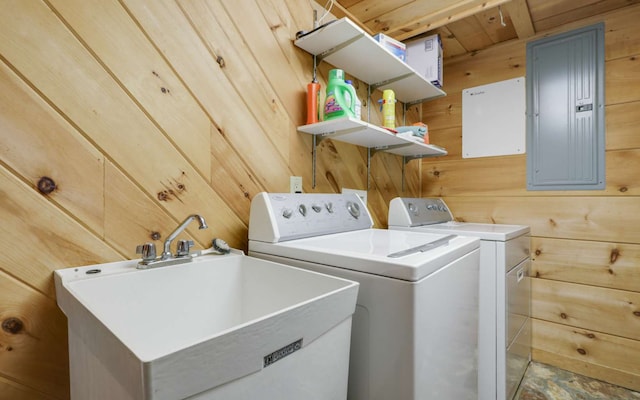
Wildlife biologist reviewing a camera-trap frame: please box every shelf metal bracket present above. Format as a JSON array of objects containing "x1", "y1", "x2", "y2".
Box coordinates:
[
  {"x1": 369, "y1": 143, "x2": 414, "y2": 191},
  {"x1": 371, "y1": 143, "x2": 413, "y2": 156},
  {"x1": 312, "y1": 134, "x2": 318, "y2": 188},
  {"x1": 312, "y1": 125, "x2": 369, "y2": 188},
  {"x1": 370, "y1": 73, "x2": 413, "y2": 91},
  {"x1": 367, "y1": 147, "x2": 371, "y2": 191},
  {"x1": 317, "y1": 34, "x2": 365, "y2": 64},
  {"x1": 401, "y1": 154, "x2": 440, "y2": 191},
  {"x1": 404, "y1": 153, "x2": 440, "y2": 163}
]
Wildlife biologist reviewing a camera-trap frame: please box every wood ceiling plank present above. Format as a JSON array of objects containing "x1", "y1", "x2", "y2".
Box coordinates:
[
  {"x1": 375, "y1": 0, "x2": 512, "y2": 41},
  {"x1": 446, "y1": 16, "x2": 495, "y2": 53},
  {"x1": 474, "y1": 6, "x2": 518, "y2": 44},
  {"x1": 435, "y1": 26, "x2": 468, "y2": 59},
  {"x1": 363, "y1": 0, "x2": 460, "y2": 32},
  {"x1": 341, "y1": 0, "x2": 638, "y2": 55},
  {"x1": 503, "y1": 0, "x2": 535, "y2": 39},
  {"x1": 343, "y1": 0, "x2": 415, "y2": 25},
  {"x1": 325, "y1": 0, "x2": 374, "y2": 34}
]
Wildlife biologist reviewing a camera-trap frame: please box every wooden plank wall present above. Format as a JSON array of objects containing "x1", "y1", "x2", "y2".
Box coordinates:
[
  {"x1": 0, "y1": 0, "x2": 420, "y2": 398},
  {"x1": 422, "y1": 3, "x2": 640, "y2": 391}
]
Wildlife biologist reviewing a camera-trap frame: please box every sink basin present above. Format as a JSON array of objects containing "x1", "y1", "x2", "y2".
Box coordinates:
[{"x1": 55, "y1": 250, "x2": 358, "y2": 400}]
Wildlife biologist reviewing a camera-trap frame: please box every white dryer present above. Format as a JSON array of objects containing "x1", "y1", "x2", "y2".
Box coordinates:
[
  {"x1": 248, "y1": 192, "x2": 481, "y2": 400},
  {"x1": 388, "y1": 197, "x2": 531, "y2": 400}
]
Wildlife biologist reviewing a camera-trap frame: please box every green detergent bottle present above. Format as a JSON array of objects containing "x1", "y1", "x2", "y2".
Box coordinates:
[{"x1": 323, "y1": 69, "x2": 357, "y2": 120}]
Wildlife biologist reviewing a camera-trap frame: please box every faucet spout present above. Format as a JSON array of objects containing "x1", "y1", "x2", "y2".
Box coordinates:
[{"x1": 161, "y1": 214, "x2": 208, "y2": 260}]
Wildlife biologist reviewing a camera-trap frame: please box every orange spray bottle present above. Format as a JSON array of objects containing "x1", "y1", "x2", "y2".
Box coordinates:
[{"x1": 306, "y1": 78, "x2": 321, "y2": 124}]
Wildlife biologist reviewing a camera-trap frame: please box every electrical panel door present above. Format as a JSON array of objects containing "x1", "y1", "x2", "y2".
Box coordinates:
[{"x1": 526, "y1": 23, "x2": 605, "y2": 190}]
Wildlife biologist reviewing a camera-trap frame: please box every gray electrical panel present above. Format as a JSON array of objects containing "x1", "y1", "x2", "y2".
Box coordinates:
[{"x1": 526, "y1": 23, "x2": 605, "y2": 190}]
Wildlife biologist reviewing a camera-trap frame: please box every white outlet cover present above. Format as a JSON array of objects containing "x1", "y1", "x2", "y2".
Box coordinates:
[{"x1": 290, "y1": 176, "x2": 303, "y2": 193}]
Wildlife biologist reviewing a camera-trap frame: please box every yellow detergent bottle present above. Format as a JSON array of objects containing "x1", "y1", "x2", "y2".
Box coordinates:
[
  {"x1": 323, "y1": 69, "x2": 356, "y2": 120},
  {"x1": 380, "y1": 89, "x2": 396, "y2": 129}
]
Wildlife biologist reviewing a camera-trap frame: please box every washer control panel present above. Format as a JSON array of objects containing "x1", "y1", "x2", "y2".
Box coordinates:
[
  {"x1": 388, "y1": 197, "x2": 454, "y2": 227},
  {"x1": 249, "y1": 192, "x2": 373, "y2": 242}
]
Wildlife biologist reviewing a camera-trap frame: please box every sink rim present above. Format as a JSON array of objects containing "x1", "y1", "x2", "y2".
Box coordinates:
[{"x1": 54, "y1": 250, "x2": 359, "y2": 361}]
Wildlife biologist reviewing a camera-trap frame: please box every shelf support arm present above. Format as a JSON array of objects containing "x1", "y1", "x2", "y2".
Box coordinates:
[
  {"x1": 370, "y1": 73, "x2": 414, "y2": 91},
  {"x1": 311, "y1": 125, "x2": 370, "y2": 189},
  {"x1": 317, "y1": 33, "x2": 365, "y2": 64}
]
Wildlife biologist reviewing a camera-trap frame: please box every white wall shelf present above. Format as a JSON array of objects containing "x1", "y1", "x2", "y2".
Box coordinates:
[
  {"x1": 295, "y1": 18, "x2": 445, "y2": 104},
  {"x1": 298, "y1": 117, "x2": 446, "y2": 158}
]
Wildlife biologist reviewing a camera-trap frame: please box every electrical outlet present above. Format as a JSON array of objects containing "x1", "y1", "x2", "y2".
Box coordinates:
[
  {"x1": 290, "y1": 176, "x2": 303, "y2": 193},
  {"x1": 342, "y1": 188, "x2": 367, "y2": 205}
]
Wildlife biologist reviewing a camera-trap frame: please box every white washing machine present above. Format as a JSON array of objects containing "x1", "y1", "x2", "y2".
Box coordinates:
[
  {"x1": 388, "y1": 197, "x2": 531, "y2": 400},
  {"x1": 248, "y1": 192, "x2": 481, "y2": 400}
]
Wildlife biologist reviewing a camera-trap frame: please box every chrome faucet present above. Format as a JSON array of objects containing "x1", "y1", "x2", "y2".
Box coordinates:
[
  {"x1": 161, "y1": 214, "x2": 208, "y2": 260},
  {"x1": 136, "y1": 214, "x2": 208, "y2": 269}
]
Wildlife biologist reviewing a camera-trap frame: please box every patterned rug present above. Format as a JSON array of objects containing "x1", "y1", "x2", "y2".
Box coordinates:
[{"x1": 516, "y1": 362, "x2": 640, "y2": 400}]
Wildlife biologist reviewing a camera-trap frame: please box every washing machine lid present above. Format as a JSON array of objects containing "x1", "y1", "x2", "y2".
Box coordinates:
[
  {"x1": 249, "y1": 228, "x2": 479, "y2": 281},
  {"x1": 391, "y1": 222, "x2": 529, "y2": 241}
]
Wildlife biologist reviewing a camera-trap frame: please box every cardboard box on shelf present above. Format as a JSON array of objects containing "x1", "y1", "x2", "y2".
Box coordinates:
[
  {"x1": 373, "y1": 33, "x2": 406, "y2": 62},
  {"x1": 405, "y1": 34, "x2": 443, "y2": 88}
]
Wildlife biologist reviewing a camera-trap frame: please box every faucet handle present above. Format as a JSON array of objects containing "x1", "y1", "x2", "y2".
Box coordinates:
[
  {"x1": 176, "y1": 240, "x2": 195, "y2": 257},
  {"x1": 136, "y1": 242, "x2": 157, "y2": 262}
]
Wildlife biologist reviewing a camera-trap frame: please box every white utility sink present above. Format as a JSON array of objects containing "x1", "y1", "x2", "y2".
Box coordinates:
[{"x1": 55, "y1": 250, "x2": 359, "y2": 400}]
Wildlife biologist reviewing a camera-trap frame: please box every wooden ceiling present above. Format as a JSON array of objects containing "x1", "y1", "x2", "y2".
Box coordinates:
[{"x1": 332, "y1": 0, "x2": 640, "y2": 58}]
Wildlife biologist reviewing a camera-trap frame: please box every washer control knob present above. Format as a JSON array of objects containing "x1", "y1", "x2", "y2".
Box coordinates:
[
  {"x1": 326, "y1": 202, "x2": 334, "y2": 213},
  {"x1": 312, "y1": 204, "x2": 322, "y2": 213},
  {"x1": 408, "y1": 202, "x2": 417, "y2": 214},
  {"x1": 282, "y1": 208, "x2": 293, "y2": 219},
  {"x1": 298, "y1": 204, "x2": 307, "y2": 216},
  {"x1": 347, "y1": 201, "x2": 360, "y2": 219}
]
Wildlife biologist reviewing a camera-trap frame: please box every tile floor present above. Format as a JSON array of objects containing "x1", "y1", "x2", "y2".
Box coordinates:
[{"x1": 515, "y1": 362, "x2": 640, "y2": 400}]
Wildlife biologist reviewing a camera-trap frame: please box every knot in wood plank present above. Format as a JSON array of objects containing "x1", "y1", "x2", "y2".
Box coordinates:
[
  {"x1": 610, "y1": 248, "x2": 620, "y2": 264},
  {"x1": 37, "y1": 176, "x2": 57, "y2": 195},
  {"x1": 2, "y1": 317, "x2": 24, "y2": 334}
]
